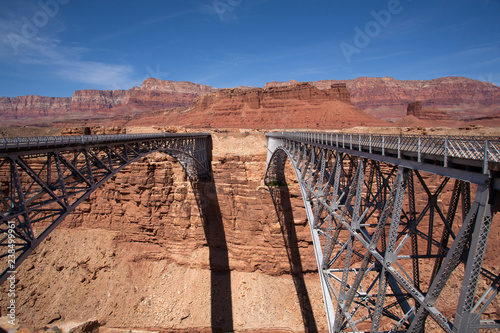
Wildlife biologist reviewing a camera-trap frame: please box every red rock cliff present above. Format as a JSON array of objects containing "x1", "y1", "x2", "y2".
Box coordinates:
[
  {"x1": 196, "y1": 82, "x2": 351, "y2": 108},
  {"x1": 266, "y1": 76, "x2": 500, "y2": 120},
  {"x1": 70, "y1": 89, "x2": 129, "y2": 112},
  {"x1": 0, "y1": 95, "x2": 71, "y2": 119},
  {"x1": 140, "y1": 78, "x2": 216, "y2": 94},
  {"x1": 158, "y1": 82, "x2": 385, "y2": 129},
  {"x1": 0, "y1": 79, "x2": 218, "y2": 124}
]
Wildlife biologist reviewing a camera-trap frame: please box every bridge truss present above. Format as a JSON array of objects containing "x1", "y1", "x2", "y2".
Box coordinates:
[
  {"x1": 0, "y1": 133, "x2": 211, "y2": 284},
  {"x1": 265, "y1": 132, "x2": 500, "y2": 333}
]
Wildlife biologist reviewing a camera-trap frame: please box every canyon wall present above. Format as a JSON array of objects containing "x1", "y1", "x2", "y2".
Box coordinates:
[
  {"x1": 266, "y1": 76, "x2": 500, "y2": 120},
  {"x1": 195, "y1": 82, "x2": 351, "y2": 109},
  {"x1": 140, "y1": 78, "x2": 216, "y2": 94},
  {"x1": 69, "y1": 89, "x2": 129, "y2": 112},
  {"x1": 123, "y1": 79, "x2": 218, "y2": 110},
  {"x1": 0, "y1": 95, "x2": 71, "y2": 119},
  {"x1": 1, "y1": 131, "x2": 500, "y2": 332},
  {"x1": 0, "y1": 79, "x2": 217, "y2": 124},
  {"x1": 2, "y1": 76, "x2": 499, "y2": 127}
]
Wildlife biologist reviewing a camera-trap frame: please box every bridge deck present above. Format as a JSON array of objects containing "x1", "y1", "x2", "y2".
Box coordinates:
[{"x1": 0, "y1": 132, "x2": 211, "y2": 154}]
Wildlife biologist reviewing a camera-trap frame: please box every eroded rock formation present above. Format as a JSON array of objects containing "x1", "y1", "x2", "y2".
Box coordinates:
[
  {"x1": 70, "y1": 89, "x2": 128, "y2": 112},
  {"x1": 407, "y1": 100, "x2": 456, "y2": 120},
  {"x1": 60, "y1": 126, "x2": 126, "y2": 135},
  {"x1": 0, "y1": 79, "x2": 217, "y2": 124},
  {"x1": 158, "y1": 82, "x2": 388, "y2": 129},
  {"x1": 0, "y1": 95, "x2": 71, "y2": 119},
  {"x1": 406, "y1": 101, "x2": 423, "y2": 116},
  {"x1": 1, "y1": 131, "x2": 500, "y2": 332},
  {"x1": 267, "y1": 76, "x2": 500, "y2": 120},
  {"x1": 2, "y1": 76, "x2": 499, "y2": 127}
]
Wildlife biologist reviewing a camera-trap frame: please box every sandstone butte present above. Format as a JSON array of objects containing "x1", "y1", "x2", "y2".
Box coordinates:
[
  {"x1": 1, "y1": 76, "x2": 500, "y2": 128},
  {"x1": 147, "y1": 82, "x2": 390, "y2": 129},
  {"x1": 0, "y1": 77, "x2": 500, "y2": 332}
]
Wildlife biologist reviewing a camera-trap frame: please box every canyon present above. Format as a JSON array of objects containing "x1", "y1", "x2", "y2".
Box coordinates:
[
  {"x1": 0, "y1": 131, "x2": 328, "y2": 332},
  {"x1": 1, "y1": 126, "x2": 500, "y2": 332}
]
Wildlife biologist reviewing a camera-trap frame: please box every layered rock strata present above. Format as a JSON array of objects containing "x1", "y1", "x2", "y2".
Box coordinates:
[
  {"x1": 0, "y1": 79, "x2": 217, "y2": 123},
  {"x1": 70, "y1": 89, "x2": 128, "y2": 112},
  {"x1": 2, "y1": 76, "x2": 499, "y2": 126},
  {"x1": 0, "y1": 95, "x2": 71, "y2": 119},
  {"x1": 266, "y1": 77, "x2": 500, "y2": 120},
  {"x1": 159, "y1": 82, "x2": 388, "y2": 129}
]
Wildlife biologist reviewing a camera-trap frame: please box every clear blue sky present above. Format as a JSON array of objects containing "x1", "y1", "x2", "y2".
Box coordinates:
[{"x1": 0, "y1": 0, "x2": 499, "y2": 97}]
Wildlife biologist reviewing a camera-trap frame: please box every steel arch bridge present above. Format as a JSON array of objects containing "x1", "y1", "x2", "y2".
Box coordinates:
[
  {"x1": 0, "y1": 132, "x2": 211, "y2": 285},
  {"x1": 265, "y1": 132, "x2": 500, "y2": 333}
]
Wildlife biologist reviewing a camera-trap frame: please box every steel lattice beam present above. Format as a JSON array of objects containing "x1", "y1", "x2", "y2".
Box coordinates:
[
  {"x1": 265, "y1": 132, "x2": 500, "y2": 333},
  {"x1": 0, "y1": 133, "x2": 212, "y2": 285}
]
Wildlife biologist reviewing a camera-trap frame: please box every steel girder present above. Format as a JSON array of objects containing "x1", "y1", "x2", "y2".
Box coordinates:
[
  {"x1": 265, "y1": 133, "x2": 500, "y2": 333},
  {"x1": 0, "y1": 133, "x2": 211, "y2": 284}
]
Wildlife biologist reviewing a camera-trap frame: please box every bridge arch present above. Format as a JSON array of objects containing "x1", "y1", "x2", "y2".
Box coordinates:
[
  {"x1": 0, "y1": 133, "x2": 212, "y2": 284},
  {"x1": 265, "y1": 132, "x2": 500, "y2": 333}
]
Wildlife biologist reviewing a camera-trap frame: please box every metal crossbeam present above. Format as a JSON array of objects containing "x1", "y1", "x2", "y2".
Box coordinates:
[
  {"x1": 0, "y1": 133, "x2": 211, "y2": 284},
  {"x1": 265, "y1": 131, "x2": 500, "y2": 333}
]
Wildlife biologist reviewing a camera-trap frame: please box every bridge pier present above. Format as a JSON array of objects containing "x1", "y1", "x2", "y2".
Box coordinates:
[{"x1": 265, "y1": 132, "x2": 500, "y2": 333}]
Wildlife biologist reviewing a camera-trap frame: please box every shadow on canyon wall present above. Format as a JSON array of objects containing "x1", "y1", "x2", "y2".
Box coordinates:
[
  {"x1": 187, "y1": 136, "x2": 316, "y2": 332},
  {"x1": 193, "y1": 178, "x2": 233, "y2": 333},
  {"x1": 191, "y1": 137, "x2": 233, "y2": 333},
  {"x1": 267, "y1": 184, "x2": 318, "y2": 333}
]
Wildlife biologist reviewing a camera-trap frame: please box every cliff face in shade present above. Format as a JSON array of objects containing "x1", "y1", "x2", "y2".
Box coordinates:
[{"x1": 266, "y1": 76, "x2": 500, "y2": 120}]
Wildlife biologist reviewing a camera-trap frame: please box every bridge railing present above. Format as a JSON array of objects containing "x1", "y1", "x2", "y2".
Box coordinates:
[
  {"x1": 0, "y1": 132, "x2": 210, "y2": 151},
  {"x1": 268, "y1": 132, "x2": 500, "y2": 173}
]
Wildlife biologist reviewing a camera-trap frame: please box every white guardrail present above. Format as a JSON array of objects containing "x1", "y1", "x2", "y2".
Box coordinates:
[{"x1": 269, "y1": 132, "x2": 500, "y2": 174}]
